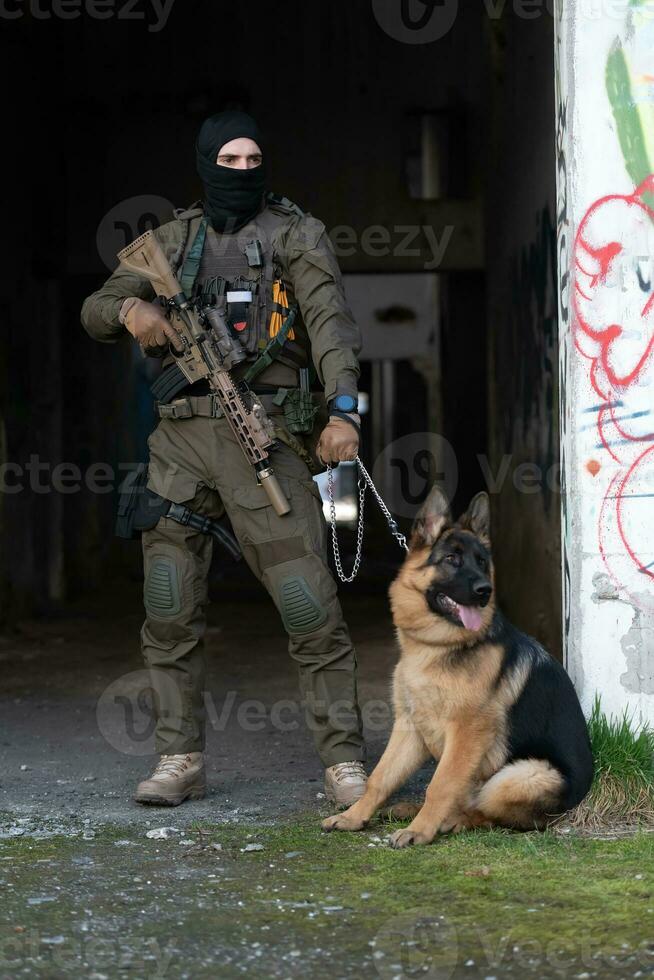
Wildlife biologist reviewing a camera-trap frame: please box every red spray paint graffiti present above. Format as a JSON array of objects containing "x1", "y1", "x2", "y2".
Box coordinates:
[{"x1": 573, "y1": 176, "x2": 654, "y2": 608}]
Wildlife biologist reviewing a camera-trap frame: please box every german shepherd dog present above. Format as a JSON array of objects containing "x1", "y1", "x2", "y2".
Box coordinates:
[{"x1": 323, "y1": 487, "x2": 593, "y2": 848}]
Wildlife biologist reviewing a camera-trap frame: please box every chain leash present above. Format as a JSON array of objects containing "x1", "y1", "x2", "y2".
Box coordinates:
[{"x1": 327, "y1": 456, "x2": 409, "y2": 584}]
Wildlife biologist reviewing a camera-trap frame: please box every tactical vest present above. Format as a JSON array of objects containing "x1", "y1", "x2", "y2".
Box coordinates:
[{"x1": 175, "y1": 193, "x2": 309, "y2": 378}]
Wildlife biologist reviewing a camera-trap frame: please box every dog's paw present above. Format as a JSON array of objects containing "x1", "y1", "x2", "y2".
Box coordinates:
[
  {"x1": 437, "y1": 812, "x2": 468, "y2": 834},
  {"x1": 322, "y1": 811, "x2": 367, "y2": 833},
  {"x1": 439, "y1": 809, "x2": 492, "y2": 834},
  {"x1": 389, "y1": 827, "x2": 434, "y2": 849},
  {"x1": 441, "y1": 819, "x2": 467, "y2": 834},
  {"x1": 381, "y1": 802, "x2": 421, "y2": 822}
]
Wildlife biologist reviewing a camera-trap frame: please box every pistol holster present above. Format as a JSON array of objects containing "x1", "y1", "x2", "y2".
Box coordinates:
[{"x1": 116, "y1": 464, "x2": 241, "y2": 562}]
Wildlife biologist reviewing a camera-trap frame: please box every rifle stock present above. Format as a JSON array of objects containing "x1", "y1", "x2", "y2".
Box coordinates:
[{"x1": 118, "y1": 230, "x2": 182, "y2": 299}]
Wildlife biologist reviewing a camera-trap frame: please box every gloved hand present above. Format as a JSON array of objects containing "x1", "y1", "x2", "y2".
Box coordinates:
[
  {"x1": 121, "y1": 298, "x2": 183, "y2": 354},
  {"x1": 317, "y1": 415, "x2": 360, "y2": 465}
]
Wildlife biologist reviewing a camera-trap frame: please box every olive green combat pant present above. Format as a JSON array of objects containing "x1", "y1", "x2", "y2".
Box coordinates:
[{"x1": 142, "y1": 413, "x2": 365, "y2": 767}]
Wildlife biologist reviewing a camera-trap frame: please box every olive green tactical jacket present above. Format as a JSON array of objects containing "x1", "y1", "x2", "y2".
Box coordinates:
[{"x1": 81, "y1": 200, "x2": 361, "y2": 403}]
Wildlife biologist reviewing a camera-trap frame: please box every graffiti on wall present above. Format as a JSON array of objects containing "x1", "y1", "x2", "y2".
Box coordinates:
[
  {"x1": 571, "y1": 1, "x2": 654, "y2": 627},
  {"x1": 573, "y1": 177, "x2": 654, "y2": 614},
  {"x1": 555, "y1": 0, "x2": 654, "y2": 704},
  {"x1": 605, "y1": 4, "x2": 654, "y2": 212}
]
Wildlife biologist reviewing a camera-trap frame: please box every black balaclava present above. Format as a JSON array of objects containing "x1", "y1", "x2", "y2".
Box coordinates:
[{"x1": 196, "y1": 111, "x2": 266, "y2": 233}]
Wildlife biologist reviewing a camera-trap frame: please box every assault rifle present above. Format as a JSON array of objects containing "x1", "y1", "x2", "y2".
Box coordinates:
[{"x1": 117, "y1": 231, "x2": 290, "y2": 516}]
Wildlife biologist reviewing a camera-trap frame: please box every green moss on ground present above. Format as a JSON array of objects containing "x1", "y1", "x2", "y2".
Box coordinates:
[{"x1": 1, "y1": 817, "x2": 653, "y2": 978}]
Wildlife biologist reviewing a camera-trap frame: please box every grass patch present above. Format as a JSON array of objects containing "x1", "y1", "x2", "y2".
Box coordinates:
[
  {"x1": 2, "y1": 817, "x2": 654, "y2": 976},
  {"x1": 566, "y1": 697, "x2": 654, "y2": 831}
]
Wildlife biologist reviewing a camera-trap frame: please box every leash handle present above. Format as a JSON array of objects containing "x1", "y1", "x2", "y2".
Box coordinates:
[{"x1": 326, "y1": 456, "x2": 408, "y2": 584}]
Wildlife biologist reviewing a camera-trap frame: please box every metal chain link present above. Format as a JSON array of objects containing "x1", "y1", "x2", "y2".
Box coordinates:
[{"x1": 327, "y1": 455, "x2": 408, "y2": 584}]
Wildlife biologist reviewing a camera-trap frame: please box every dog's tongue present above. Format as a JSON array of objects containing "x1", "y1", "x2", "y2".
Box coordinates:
[{"x1": 456, "y1": 603, "x2": 483, "y2": 631}]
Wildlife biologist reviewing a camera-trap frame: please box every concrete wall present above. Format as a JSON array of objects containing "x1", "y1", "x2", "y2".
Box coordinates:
[
  {"x1": 556, "y1": 1, "x2": 654, "y2": 721},
  {"x1": 485, "y1": 12, "x2": 561, "y2": 656}
]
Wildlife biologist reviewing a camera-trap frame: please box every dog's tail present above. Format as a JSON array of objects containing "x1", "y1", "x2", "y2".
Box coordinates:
[{"x1": 475, "y1": 758, "x2": 565, "y2": 829}]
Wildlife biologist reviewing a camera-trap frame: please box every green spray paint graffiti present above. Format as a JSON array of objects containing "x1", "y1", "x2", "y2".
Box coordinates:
[
  {"x1": 606, "y1": 45, "x2": 652, "y2": 194},
  {"x1": 605, "y1": 1, "x2": 654, "y2": 208}
]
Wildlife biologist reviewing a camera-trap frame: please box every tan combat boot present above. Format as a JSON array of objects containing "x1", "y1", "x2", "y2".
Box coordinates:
[
  {"x1": 324, "y1": 761, "x2": 367, "y2": 808},
  {"x1": 134, "y1": 753, "x2": 206, "y2": 806}
]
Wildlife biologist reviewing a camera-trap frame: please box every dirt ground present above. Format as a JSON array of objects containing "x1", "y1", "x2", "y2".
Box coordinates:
[{"x1": 1, "y1": 579, "x2": 653, "y2": 979}]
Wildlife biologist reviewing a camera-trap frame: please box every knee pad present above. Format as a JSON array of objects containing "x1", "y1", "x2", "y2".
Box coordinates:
[
  {"x1": 144, "y1": 555, "x2": 182, "y2": 618},
  {"x1": 279, "y1": 575, "x2": 328, "y2": 635}
]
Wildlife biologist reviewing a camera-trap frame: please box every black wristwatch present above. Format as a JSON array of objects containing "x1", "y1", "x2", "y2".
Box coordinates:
[{"x1": 329, "y1": 394, "x2": 358, "y2": 414}]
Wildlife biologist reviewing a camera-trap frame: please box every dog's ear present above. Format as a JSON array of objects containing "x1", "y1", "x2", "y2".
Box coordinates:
[
  {"x1": 459, "y1": 491, "x2": 491, "y2": 542},
  {"x1": 411, "y1": 485, "x2": 452, "y2": 548}
]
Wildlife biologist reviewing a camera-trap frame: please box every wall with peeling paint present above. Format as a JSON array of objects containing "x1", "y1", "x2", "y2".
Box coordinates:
[
  {"x1": 555, "y1": 1, "x2": 654, "y2": 722},
  {"x1": 485, "y1": 11, "x2": 561, "y2": 658}
]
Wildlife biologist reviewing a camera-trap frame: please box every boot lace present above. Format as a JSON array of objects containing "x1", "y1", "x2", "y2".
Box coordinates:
[
  {"x1": 332, "y1": 761, "x2": 366, "y2": 783},
  {"x1": 152, "y1": 754, "x2": 192, "y2": 778}
]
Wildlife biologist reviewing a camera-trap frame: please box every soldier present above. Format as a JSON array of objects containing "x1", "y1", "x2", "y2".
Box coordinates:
[{"x1": 81, "y1": 111, "x2": 368, "y2": 808}]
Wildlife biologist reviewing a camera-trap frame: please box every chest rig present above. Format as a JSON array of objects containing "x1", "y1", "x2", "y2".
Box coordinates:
[{"x1": 177, "y1": 198, "x2": 307, "y2": 377}]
